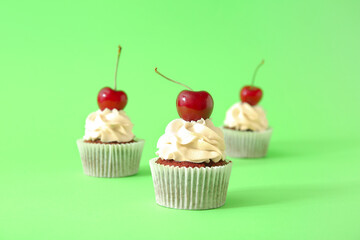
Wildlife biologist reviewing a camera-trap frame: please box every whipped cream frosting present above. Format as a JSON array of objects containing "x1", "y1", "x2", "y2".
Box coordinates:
[
  {"x1": 224, "y1": 102, "x2": 268, "y2": 131},
  {"x1": 156, "y1": 118, "x2": 226, "y2": 163},
  {"x1": 83, "y1": 109, "x2": 134, "y2": 142}
]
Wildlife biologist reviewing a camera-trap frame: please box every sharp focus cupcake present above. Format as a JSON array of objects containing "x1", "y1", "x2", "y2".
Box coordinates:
[
  {"x1": 77, "y1": 46, "x2": 144, "y2": 177},
  {"x1": 221, "y1": 60, "x2": 272, "y2": 158},
  {"x1": 150, "y1": 68, "x2": 232, "y2": 210}
]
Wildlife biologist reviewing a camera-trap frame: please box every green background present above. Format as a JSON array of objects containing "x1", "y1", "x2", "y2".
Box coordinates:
[{"x1": 1, "y1": 0, "x2": 360, "y2": 239}]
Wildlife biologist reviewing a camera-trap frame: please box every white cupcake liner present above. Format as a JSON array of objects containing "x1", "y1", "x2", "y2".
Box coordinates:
[
  {"x1": 77, "y1": 139, "x2": 144, "y2": 178},
  {"x1": 149, "y1": 158, "x2": 232, "y2": 210},
  {"x1": 221, "y1": 127, "x2": 272, "y2": 158}
]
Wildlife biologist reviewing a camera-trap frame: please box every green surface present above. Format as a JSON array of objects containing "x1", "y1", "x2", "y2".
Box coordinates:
[{"x1": 1, "y1": 0, "x2": 360, "y2": 239}]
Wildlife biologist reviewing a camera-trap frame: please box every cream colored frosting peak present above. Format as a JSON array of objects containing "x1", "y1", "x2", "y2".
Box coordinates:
[
  {"x1": 156, "y1": 118, "x2": 226, "y2": 163},
  {"x1": 224, "y1": 102, "x2": 268, "y2": 131},
  {"x1": 83, "y1": 109, "x2": 134, "y2": 142}
]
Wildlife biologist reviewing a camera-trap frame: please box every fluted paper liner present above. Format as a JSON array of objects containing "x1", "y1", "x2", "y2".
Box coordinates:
[
  {"x1": 77, "y1": 139, "x2": 144, "y2": 178},
  {"x1": 149, "y1": 158, "x2": 232, "y2": 210},
  {"x1": 221, "y1": 127, "x2": 272, "y2": 158}
]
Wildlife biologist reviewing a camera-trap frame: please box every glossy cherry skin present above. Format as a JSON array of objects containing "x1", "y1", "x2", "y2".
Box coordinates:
[
  {"x1": 97, "y1": 87, "x2": 127, "y2": 111},
  {"x1": 176, "y1": 90, "x2": 214, "y2": 121},
  {"x1": 240, "y1": 86, "x2": 263, "y2": 106}
]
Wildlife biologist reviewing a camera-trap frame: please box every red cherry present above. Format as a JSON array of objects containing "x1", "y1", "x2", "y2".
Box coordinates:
[
  {"x1": 240, "y1": 86, "x2": 263, "y2": 106},
  {"x1": 155, "y1": 68, "x2": 214, "y2": 121},
  {"x1": 177, "y1": 90, "x2": 214, "y2": 121},
  {"x1": 97, "y1": 87, "x2": 127, "y2": 110},
  {"x1": 240, "y1": 59, "x2": 265, "y2": 105},
  {"x1": 96, "y1": 45, "x2": 128, "y2": 111}
]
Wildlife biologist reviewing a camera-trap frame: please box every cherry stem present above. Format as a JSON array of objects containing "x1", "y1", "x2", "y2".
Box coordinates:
[
  {"x1": 114, "y1": 45, "x2": 122, "y2": 90},
  {"x1": 154, "y1": 68, "x2": 193, "y2": 90},
  {"x1": 251, "y1": 59, "x2": 265, "y2": 87}
]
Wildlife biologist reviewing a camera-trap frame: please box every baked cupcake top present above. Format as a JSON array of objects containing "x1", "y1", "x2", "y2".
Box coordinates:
[
  {"x1": 224, "y1": 102, "x2": 268, "y2": 131},
  {"x1": 156, "y1": 118, "x2": 226, "y2": 163},
  {"x1": 83, "y1": 108, "x2": 134, "y2": 142}
]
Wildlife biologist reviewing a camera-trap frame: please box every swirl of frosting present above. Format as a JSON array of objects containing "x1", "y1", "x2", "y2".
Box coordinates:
[
  {"x1": 83, "y1": 109, "x2": 134, "y2": 142},
  {"x1": 224, "y1": 102, "x2": 268, "y2": 131},
  {"x1": 156, "y1": 118, "x2": 226, "y2": 163}
]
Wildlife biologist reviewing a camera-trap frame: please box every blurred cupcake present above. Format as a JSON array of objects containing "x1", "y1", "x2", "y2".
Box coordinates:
[
  {"x1": 222, "y1": 102, "x2": 272, "y2": 158},
  {"x1": 150, "y1": 68, "x2": 232, "y2": 210},
  {"x1": 221, "y1": 60, "x2": 272, "y2": 158},
  {"x1": 77, "y1": 45, "x2": 144, "y2": 177},
  {"x1": 77, "y1": 108, "x2": 144, "y2": 177}
]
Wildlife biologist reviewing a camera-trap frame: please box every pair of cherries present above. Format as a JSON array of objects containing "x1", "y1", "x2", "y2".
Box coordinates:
[{"x1": 98, "y1": 46, "x2": 264, "y2": 122}]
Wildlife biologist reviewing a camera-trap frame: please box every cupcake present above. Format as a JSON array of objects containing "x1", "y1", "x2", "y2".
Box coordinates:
[
  {"x1": 77, "y1": 46, "x2": 144, "y2": 177},
  {"x1": 150, "y1": 68, "x2": 232, "y2": 210},
  {"x1": 221, "y1": 60, "x2": 272, "y2": 158}
]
